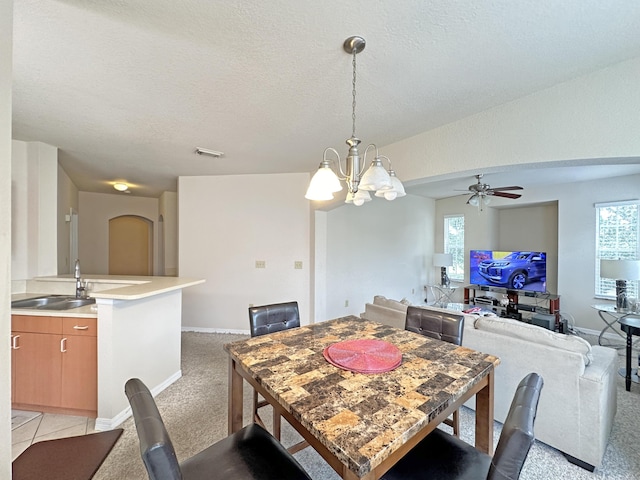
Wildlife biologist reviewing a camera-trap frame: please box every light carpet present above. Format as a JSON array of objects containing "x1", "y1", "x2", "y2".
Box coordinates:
[{"x1": 94, "y1": 332, "x2": 640, "y2": 480}]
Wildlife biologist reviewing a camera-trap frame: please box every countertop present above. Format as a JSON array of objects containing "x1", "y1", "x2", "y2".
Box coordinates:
[{"x1": 11, "y1": 274, "x2": 205, "y2": 317}]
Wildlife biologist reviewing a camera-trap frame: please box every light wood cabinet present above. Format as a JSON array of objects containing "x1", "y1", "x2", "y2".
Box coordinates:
[{"x1": 11, "y1": 315, "x2": 97, "y2": 417}]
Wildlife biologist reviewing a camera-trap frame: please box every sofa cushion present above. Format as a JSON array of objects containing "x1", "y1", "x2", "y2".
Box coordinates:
[
  {"x1": 474, "y1": 315, "x2": 593, "y2": 365},
  {"x1": 373, "y1": 295, "x2": 410, "y2": 312}
]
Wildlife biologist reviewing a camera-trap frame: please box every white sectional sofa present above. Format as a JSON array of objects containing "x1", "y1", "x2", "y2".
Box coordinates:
[{"x1": 360, "y1": 295, "x2": 618, "y2": 470}]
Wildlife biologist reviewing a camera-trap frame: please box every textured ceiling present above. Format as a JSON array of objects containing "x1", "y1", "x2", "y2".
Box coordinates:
[{"x1": 12, "y1": 0, "x2": 640, "y2": 198}]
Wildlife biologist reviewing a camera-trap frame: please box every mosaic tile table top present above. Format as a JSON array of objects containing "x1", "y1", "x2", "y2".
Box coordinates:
[{"x1": 225, "y1": 316, "x2": 500, "y2": 478}]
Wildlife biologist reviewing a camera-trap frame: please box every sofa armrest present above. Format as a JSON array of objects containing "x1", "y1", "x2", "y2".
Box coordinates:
[{"x1": 360, "y1": 303, "x2": 406, "y2": 329}]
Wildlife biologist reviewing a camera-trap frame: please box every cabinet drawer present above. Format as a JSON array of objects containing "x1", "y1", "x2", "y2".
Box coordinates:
[
  {"x1": 12, "y1": 315, "x2": 62, "y2": 334},
  {"x1": 62, "y1": 317, "x2": 97, "y2": 337}
]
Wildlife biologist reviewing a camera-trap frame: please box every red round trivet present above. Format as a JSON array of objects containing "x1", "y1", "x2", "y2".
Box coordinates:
[{"x1": 323, "y1": 339, "x2": 402, "y2": 373}]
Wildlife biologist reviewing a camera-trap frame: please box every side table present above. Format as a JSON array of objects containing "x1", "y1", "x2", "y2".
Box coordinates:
[
  {"x1": 619, "y1": 316, "x2": 640, "y2": 391},
  {"x1": 592, "y1": 304, "x2": 640, "y2": 349},
  {"x1": 428, "y1": 285, "x2": 457, "y2": 308}
]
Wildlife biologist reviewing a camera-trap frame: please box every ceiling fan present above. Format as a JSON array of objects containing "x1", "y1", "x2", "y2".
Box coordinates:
[{"x1": 464, "y1": 174, "x2": 523, "y2": 210}]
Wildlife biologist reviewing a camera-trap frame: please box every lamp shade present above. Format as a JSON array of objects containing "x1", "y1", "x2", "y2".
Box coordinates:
[
  {"x1": 433, "y1": 253, "x2": 453, "y2": 267},
  {"x1": 600, "y1": 259, "x2": 640, "y2": 280}
]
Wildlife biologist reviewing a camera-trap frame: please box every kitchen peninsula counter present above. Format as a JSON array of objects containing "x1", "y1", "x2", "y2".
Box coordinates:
[{"x1": 11, "y1": 275, "x2": 204, "y2": 429}]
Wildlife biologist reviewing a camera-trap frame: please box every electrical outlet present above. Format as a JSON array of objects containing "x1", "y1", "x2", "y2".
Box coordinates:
[
  {"x1": 344, "y1": 300, "x2": 349, "y2": 307},
  {"x1": 411, "y1": 288, "x2": 415, "y2": 294},
  {"x1": 255, "y1": 260, "x2": 266, "y2": 268},
  {"x1": 294, "y1": 261, "x2": 303, "y2": 269},
  {"x1": 248, "y1": 303, "x2": 254, "y2": 307}
]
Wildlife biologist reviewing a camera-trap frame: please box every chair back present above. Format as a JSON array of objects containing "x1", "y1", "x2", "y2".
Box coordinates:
[
  {"x1": 488, "y1": 372, "x2": 544, "y2": 480},
  {"x1": 125, "y1": 378, "x2": 182, "y2": 480},
  {"x1": 405, "y1": 306, "x2": 464, "y2": 345},
  {"x1": 249, "y1": 301, "x2": 300, "y2": 337}
]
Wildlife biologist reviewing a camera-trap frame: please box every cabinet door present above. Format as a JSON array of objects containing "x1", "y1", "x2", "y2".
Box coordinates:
[
  {"x1": 13, "y1": 332, "x2": 62, "y2": 407},
  {"x1": 60, "y1": 334, "x2": 97, "y2": 413}
]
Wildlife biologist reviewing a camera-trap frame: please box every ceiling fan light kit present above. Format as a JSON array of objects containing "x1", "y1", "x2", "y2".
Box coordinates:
[{"x1": 305, "y1": 36, "x2": 405, "y2": 205}]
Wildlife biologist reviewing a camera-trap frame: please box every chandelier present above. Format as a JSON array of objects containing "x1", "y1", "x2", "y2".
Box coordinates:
[{"x1": 305, "y1": 36, "x2": 405, "y2": 206}]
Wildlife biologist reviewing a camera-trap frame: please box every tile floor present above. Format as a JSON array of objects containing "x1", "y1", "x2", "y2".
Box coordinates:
[{"x1": 11, "y1": 411, "x2": 95, "y2": 461}]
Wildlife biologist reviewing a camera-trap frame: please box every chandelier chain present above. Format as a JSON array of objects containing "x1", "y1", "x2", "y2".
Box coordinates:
[{"x1": 351, "y1": 50, "x2": 357, "y2": 138}]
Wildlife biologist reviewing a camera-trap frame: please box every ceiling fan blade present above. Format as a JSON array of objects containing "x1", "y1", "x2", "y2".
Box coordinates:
[
  {"x1": 490, "y1": 191, "x2": 522, "y2": 199},
  {"x1": 488, "y1": 185, "x2": 523, "y2": 191}
]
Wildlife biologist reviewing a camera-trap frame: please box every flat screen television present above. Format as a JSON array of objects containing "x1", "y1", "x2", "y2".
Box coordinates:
[{"x1": 469, "y1": 250, "x2": 547, "y2": 292}]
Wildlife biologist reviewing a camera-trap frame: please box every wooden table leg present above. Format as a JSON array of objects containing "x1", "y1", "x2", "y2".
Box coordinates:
[
  {"x1": 228, "y1": 358, "x2": 244, "y2": 434},
  {"x1": 474, "y1": 371, "x2": 494, "y2": 454}
]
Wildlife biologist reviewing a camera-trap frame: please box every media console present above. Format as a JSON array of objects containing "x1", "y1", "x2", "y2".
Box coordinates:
[{"x1": 464, "y1": 285, "x2": 562, "y2": 331}]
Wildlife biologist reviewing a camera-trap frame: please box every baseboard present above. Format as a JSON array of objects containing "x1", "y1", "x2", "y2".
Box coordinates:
[
  {"x1": 94, "y1": 369, "x2": 182, "y2": 431},
  {"x1": 182, "y1": 326, "x2": 250, "y2": 335}
]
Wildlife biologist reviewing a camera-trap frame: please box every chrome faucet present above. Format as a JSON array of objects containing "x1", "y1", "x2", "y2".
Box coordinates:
[{"x1": 74, "y1": 259, "x2": 86, "y2": 298}]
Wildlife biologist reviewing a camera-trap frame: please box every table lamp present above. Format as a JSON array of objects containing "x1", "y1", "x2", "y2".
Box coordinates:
[
  {"x1": 600, "y1": 259, "x2": 640, "y2": 312},
  {"x1": 433, "y1": 253, "x2": 453, "y2": 287}
]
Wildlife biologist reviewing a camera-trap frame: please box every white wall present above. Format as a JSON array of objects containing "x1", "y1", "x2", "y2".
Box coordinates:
[
  {"x1": 57, "y1": 164, "x2": 79, "y2": 274},
  {"x1": 528, "y1": 174, "x2": 639, "y2": 332},
  {"x1": 322, "y1": 194, "x2": 435, "y2": 320},
  {"x1": 434, "y1": 195, "x2": 499, "y2": 303},
  {"x1": 78, "y1": 192, "x2": 159, "y2": 274},
  {"x1": 498, "y1": 203, "x2": 558, "y2": 294},
  {"x1": 435, "y1": 199, "x2": 558, "y2": 302},
  {"x1": 435, "y1": 174, "x2": 639, "y2": 332},
  {"x1": 159, "y1": 191, "x2": 178, "y2": 276},
  {"x1": 179, "y1": 173, "x2": 311, "y2": 331},
  {"x1": 383, "y1": 56, "x2": 640, "y2": 184},
  {"x1": 11, "y1": 140, "x2": 58, "y2": 280},
  {"x1": 1, "y1": 0, "x2": 12, "y2": 473}
]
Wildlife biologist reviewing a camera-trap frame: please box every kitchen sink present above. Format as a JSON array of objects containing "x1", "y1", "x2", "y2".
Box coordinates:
[{"x1": 11, "y1": 295, "x2": 96, "y2": 310}]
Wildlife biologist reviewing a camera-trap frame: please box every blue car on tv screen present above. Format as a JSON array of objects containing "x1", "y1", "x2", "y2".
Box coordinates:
[{"x1": 470, "y1": 251, "x2": 547, "y2": 292}]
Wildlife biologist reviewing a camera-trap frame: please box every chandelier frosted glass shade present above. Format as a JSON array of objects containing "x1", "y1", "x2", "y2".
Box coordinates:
[
  {"x1": 374, "y1": 171, "x2": 406, "y2": 201},
  {"x1": 345, "y1": 189, "x2": 372, "y2": 206},
  {"x1": 305, "y1": 162, "x2": 343, "y2": 200},
  {"x1": 358, "y1": 158, "x2": 392, "y2": 191}
]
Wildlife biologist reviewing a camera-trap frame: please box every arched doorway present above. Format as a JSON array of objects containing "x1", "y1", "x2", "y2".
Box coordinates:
[{"x1": 109, "y1": 215, "x2": 153, "y2": 275}]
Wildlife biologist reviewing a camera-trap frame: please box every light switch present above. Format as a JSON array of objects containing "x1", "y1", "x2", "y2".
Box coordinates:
[
  {"x1": 255, "y1": 260, "x2": 266, "y2": 268},
  {"x1": 294, "y1": 261, "x2": 303, "y2": 269}
]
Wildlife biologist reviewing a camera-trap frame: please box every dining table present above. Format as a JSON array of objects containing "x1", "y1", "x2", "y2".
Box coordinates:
[{"x1": 224, "y1": 316, "x2": 500, "y2": 480}]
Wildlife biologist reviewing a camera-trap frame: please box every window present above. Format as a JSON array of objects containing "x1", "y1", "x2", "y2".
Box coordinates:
[
  {"x1": 444, "y1": 215, "x2": 464, "y2": 282},
  {"x1": 595, "y1": 201, "x2": 639, "y2": 298}
]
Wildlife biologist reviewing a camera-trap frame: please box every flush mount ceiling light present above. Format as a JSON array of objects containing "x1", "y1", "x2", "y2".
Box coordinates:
[
  {"x1": 113, "y1": 182, "x2": 129, "y2": 192},
  {"x1": 305, "y1": 36, "x2": 405, "y2": 206},
  {"x1": 195, "y1": 147, "x2": 224, "y2": 158}
]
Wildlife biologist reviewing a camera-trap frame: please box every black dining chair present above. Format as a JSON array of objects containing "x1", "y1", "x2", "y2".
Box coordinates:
[
  {"x1": 405, "y1": 306, "x2": 465, "y2": 436},
  {"x1": 125, "y1": 378, "x2": 312, "y2": 480},
  {"x1": 381, "y1": 372, "x2": 544, "y2": 480},
  {"x1": 248, "y1": 301, "x2": 300, "y2": 441}
]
